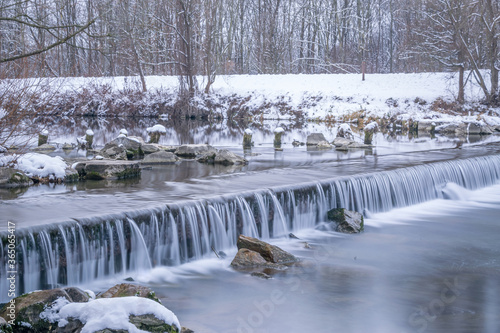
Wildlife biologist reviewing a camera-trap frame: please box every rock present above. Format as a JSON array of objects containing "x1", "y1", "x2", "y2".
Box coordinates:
[
  {"x1": 129, "y1": 313, "x2": 177, "y2": 332},
  {"x1": 230, "y1": 248, "x2": 269, "y2": 267},
  {"x1": 236, "y1": 235, "x2": 299, "y2": 264},
  {"x1": 306, "y1": 133, "x2": 328, "y2": 146},
  {"x1": 316, "y1": 140, "x2": 332, "y2": 149},
  {"x1": 64, "y1": 167, "x2": 79, "y2": 183},
  {"x1": 337, "y1": 124, "x2": 354, "y2": 140},
  {"x1": 142, "y1": 144, "x2": 161, "y2": 154},
  {"x1": 197, "y1": 149, "x2": 248, "y2": 165},
  {"x1": 61, "y1": 143, "x2": 74, "y2": 150},
  {"x1": 332, "y1": 137, "x2": 372, "y2": 150},
  {"x1": 292, "y1": 140, "x2": 304, "y2": 147},
  {"x1": 175, "y1": 144, "x2": 216, "y2": 158},
  {"x1": 181, "y1": 327, "x2": 195, "y2": 333},
  {"x1": 98, "y1": 283, "x2": 160, "y2": 303},
  {"x1": 327, "y1": 208, "x2": 364, "y2": 233},
  {"x1": 0, "y1": 168, "x2": 33, "y2": 188},
  {"x1": 331, "y1": 137, "x2": 352, "y2": 147},
  {"x1": 101, "y1": 136, "x2": 144, "y2": 160},
  {"x1": 418, "y1": 120, "x2": 439, "y2": 134},
  {"x1": 0, "y1": 287, "x2": 88, "y2": 332},
  {"x1": 464, "y1": 123, "x2": 493, "y2": 135},
  {"x1": 74, "y1": 160, "x2": 141, "y2": 180},
  {"x1": 251, "y1": 272, "x2": 273, "y2": 279},
  {"x1": 32, "y1": 143, "x2": 56, "y2": 152},
  {"x1": 100, "y1": 143, "x2": 128, "y2": 160},
  {"x1": 142, "y1": 151, "x2": 179, "y2": 165}
]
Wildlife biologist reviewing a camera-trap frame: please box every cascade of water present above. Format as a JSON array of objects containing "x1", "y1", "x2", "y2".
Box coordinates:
[{"x1": 2, "y1": 154, "x2": 500, "y2": 301}]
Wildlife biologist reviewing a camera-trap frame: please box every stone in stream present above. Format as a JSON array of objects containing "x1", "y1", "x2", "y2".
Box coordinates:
[
  {"x1": 196, "y1": 149, "x2": 248, "y2": 166},
  {"x1": 101, "y1": 136, "x2": 145, "y2": 160},
  {"x1": 175, "y1": 144, "x2": 216, "y2": 158},
  {"x1": 142, "y1": 151, "x2": 179, "y2": 165},
  {"x1": 327, "y1": 208, "x2": 364, "y2": 233},
  {"x1": 236, "y1": 235, "x2": 299, "y2": 265},
  {"x1": 74, "y1": 160, "x2": 141, "y2": 180},
  {"x1": 306, "y1": 133, "x2": 328, "y2": 146}
]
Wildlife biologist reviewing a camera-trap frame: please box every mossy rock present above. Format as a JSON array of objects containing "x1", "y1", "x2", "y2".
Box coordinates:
[
  {"x1": 0, "y1": 168, "x2": 33, "y2": 188},
  {"x1": 98, "y1": 283, "x2": 161, "y2": 303},
  {"x1": 327, "y1": 208, "x2": 364, "y2": 233},
  {"x1": 0, "y1": 288, "x2": 89, "y2": 333}
]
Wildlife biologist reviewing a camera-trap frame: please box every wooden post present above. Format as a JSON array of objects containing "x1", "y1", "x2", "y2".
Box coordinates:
[{"x1": 362, "y1": 61, "x2": 366, "y2": 81}]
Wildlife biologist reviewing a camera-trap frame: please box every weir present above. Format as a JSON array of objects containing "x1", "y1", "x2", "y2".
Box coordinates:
[{"x1": 1, "y1": 154, "x2": 500, "y2": 301}]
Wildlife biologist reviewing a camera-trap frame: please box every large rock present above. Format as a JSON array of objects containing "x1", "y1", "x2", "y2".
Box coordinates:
[
  {"x1": 306, "y1": 133, "x2": 328, "y2": 146},
  {"x1": 327, "y1": 208, "x2": 364, "y2": 233},
  {"x1": 63, "y1": 167, "x2": 79, "y2": 183},
  {"x1": 32, "y1": 143, "x2": 56, "y2": 152},
  {"x1": 332, "y1": 137, "x2": 372, "y2": 151},
  {"x1": 175, "y1": 144, "x2": 216, "y2": 158},
  {"x1": 0, "y1": 287, "x2": 89, "y2": 332},
  {"x1": 230, "y1": 248, "x2": 269, "y2": 268},
  {"x1": 236, "y1": 235, "x2": 299, "y2": 264},
  {"x1": 74, "y1": 160, "x2": 141, "y2": 180},
  {"x1": 142, "y1": 151, "x2": 179, "y2": 165},
  {"x1": 197, "y1": 149, "x2": 248, "y2": 165},
  {"x1": 98, "y1": 283, "x2": 160, "y2": 303},
  {"x1": 0, "y1": 168, "x2": 33, "y2": 188},
  {"x1": 141, "y1": 144, "x2": 161, "y2": 154},
  {"x1": 101, "y1": 136, "x2": 144, "y2": 160}
]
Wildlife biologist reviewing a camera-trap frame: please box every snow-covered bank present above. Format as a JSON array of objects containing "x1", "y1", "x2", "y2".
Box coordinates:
[{"x1": 7, "y1": 72, "x2": 500, "y2": 125}]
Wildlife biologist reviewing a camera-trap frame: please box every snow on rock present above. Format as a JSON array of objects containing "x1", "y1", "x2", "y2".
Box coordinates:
[
  {"x1": 244, "y1": 128, "x2": 253, "y2": 135},
  {"x1": 274, "y1": 127, "x2": 285, "y2": 133},
  {"x1": 86, "y1": 129, "x2": 94, "y2": 136},
  {"x1": 14, "y1": 153, "x2": 68, "y2": 179},
  {"x1": 364, "y1": 122, "x2": 379, "y2": 131},
  {"x1": 41, "y1": 129, "x2": 49, "y2": 136},
  {"x1": 41, "y1": 297, "x2": 181, "y2": 333},
  {"x1": 119, "y1": 128, "x2": 128, "y2": 136},
  {"x1": 146, "y1": 124, "x2": 167, "y2": 133}
]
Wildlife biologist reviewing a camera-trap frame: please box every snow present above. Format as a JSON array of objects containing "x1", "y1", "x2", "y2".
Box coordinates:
[
  {"x1": 41, "y1": 129, "x2": 49, "y2": 136},
  {"x1": 274, "y1": 127, "x2": 285, "y2": 133},
  {"x1": 146, "y1": 124, "x2": 167, "y2": 134},
  {"x1": 86, "y1": 129, "x2": 94, "y2": 136},
  {"x1": 365, "y1": 122, "x2": 378, "y2": 131},
  {"x1": 7, "y1": 153, "x2": 68, "y2": 178},
  {"x1": 119, "y1": 129, "x2": 128, "y2": 135},
  {"x1": 40, "y1": 297, "x2": 180, "y2": 333},
  {"x1": 245, "y1": 129, "x2": 253, "y2": 135},
  {"x1": 12, "y1": 71, "x2": 500, "y2": 124},
  {"x1": 118, "y1": 133, "x2": 127, "y2": 138}
]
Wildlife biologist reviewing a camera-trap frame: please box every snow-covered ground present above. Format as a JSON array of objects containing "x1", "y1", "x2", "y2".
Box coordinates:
[{"x1": 5, "y1": 72, "x2": 500, "y2": 125}]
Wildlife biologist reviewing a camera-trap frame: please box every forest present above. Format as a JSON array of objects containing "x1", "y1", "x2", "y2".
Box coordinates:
[{"x1": 0, "y1": 0, "x2": 499, "y2": 103}]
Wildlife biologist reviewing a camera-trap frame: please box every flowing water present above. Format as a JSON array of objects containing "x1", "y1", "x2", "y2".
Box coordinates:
[{"x1": 1, "y1": 118, "x2": 499, "y2": 332}]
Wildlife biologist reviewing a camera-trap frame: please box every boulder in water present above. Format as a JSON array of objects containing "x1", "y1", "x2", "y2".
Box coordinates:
[
  {"x1": 175, "y1": 144, "x2": 216, "y2": 158},
  {"x1": 236, "y1": 235, "x2": 299, "y2": 264},
  {"x1": 101, "y1": 136, "x2": 144, "y2": 160},
  {"x1": 142, "y1": 151, "x2": 179, "y2": 165},
  {"x1": 327, "y1": 208, "x2": 364, "y2": 233},
  {"x1": 231, "y1": 248, "x2": 270, "y2": 268},
  {"x1": 197, "y1": 149, "x2": 248, "y2": 165},
  {"x1": 74, "y1": 160, "x2": 141, "y2": 180},
  {"x1": 306, "y1": 133, "x2": 328, "y2": 146}
]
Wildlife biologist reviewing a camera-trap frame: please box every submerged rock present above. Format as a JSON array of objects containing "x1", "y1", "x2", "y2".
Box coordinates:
[
  {"x1": 327, "y1": 208, "x2": 364, "y2": 233},
  {"x1": 74, "y1": 160, "x2": 141, "y2": 180},
  {"x1": 332, "y1": 137, "x2": 372, "y2": 151}
]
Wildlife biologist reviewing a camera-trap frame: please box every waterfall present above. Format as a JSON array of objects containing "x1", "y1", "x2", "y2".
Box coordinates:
[{"x1": 2, "y1": 154, "x2": 500, "y2": 301}]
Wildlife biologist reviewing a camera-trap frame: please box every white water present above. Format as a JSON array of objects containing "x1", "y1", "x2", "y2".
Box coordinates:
[{"x1": 1, "y1": 154, "x2": 500, "y2": 301}]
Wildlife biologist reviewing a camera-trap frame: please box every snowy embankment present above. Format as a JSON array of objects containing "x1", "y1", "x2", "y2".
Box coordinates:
[{"x1": 21, "y1": 72, "x2": 500, "y2": 126}]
